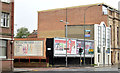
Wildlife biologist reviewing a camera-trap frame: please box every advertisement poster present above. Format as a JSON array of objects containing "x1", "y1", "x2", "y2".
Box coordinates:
[
  {"x1": 85, "y1": 30, "x2": 90, "y2": 37},
  {"x1": 106, "y1": 48, "x2": 110, "y2": 53},
  {"x1": 54, "y1": 38, "x2": 94, "y2": 57},
  {"x1": 14, "y1": 41, "x2": 44, "y2": 56},
  {"x1": 54, "y1": 38, "x2": 76, "y2": 56},
  {"x1": 76, "y1": 40, "x2": 94, "y2": 55}
]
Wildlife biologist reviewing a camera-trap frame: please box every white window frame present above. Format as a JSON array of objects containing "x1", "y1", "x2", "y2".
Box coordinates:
[
  {"x1": 107, "y1": 28, "x2": 111, "y2": 48},
  {"x1": 1, "y1": 0, "x2": 10, "y2": 3},
  {"x1": 103, "y1": 25, "x2": 106, "y2": 46},
  {"x1": 1, "y1": 12, "x2": 10, "y2": 28},
  {"x1": 98, "y1": 26, "x2": 101, "y2": 53},
  {"x1": 102, "y1": 6, "x2": 108, "y2": 15}
]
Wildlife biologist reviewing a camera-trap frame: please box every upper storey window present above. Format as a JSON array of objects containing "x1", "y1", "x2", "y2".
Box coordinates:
[
  {"x1": 102, "y1": 6, "x2": 108, "y2": 15},
  {"x1": 109, "y1": 10, "x2": 113, "y2": 16},
  {"x1": 1, "y1": 12, "x2": 10, "y2": 27},
  {"x1": 103, "y1": 24, "x2": 106, "y2": 46}
]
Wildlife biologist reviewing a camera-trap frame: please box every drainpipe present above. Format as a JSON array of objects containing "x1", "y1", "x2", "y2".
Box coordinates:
[{"x1": 11, "y1": 1, "x2": 14, "y2": 71}]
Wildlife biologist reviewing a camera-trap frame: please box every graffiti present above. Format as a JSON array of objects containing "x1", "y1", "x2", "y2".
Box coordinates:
[{"x1": 23, "y1": 44, "x2": 33, "y2": 54}]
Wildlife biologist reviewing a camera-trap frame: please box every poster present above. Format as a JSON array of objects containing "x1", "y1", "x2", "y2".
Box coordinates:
[
  {"x1": 106, "y1": 48, "x2": 110, "y2": 53},
  {"x1": 54, "y1": 38, "x2": 94, "y2": 57},
  {"x1": 54, "y1": 38, "x2": 76, "y2": 56},
  {"x1": 85, "y1": 30, "x2": 90, "y2": 37},
  {"x1": 76, "y1": 40, "x2": 94, "y2": 55},
  {"x1": 14, "y1": 41, "x2": 44, "y2": 56}
]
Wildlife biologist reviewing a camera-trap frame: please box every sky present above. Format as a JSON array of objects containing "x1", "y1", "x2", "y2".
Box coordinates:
[{"x1": 14, "y1": 0, "x2": 120, "y2": 36}]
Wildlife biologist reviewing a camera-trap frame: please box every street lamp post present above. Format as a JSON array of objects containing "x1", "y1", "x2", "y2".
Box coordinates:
[
  {"x1": 60, "y1": 8, "x2": 68, "y2": 67},
  {"x1": 83, "y1": 4, "x2": 101, "y2": 65}
]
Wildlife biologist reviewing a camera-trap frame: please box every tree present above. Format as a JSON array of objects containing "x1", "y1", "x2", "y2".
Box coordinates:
[{"x1": 16, "y1": 27, "x2": 30, "y2": 38}]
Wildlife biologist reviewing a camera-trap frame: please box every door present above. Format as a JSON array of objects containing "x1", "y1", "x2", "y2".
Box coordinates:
[
  {"x1": 108, "y1": 55, "x2": 109, "y2": 65},
  {"x1": 103, "y1": 47, "x2": 105, "y2": 65}
]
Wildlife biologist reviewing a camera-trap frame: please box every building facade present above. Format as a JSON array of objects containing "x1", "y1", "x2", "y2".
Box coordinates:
[
  {"x1": 94, "y1": 22, "x2": 111, "y2": 65},
  {"x1": 0, "y1": 0, "x2": 14, "y2": 71},
  {"x1": 38, "y1": 3, "x2": 120, "y2": 64},
  {"x1": 66, "y1": 22, "x2": 111, "y2": 65},
  {"x1": 46, "y1": 38, "x2": 95, "y2": 66}
]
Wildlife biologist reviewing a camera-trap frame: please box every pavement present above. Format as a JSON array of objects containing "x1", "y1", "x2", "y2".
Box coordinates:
[{"x1": 13, "y1": 64, "x2": 119, "y2": 72}]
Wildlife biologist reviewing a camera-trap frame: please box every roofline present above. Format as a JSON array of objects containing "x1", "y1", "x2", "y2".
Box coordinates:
[
  {"x1": 68, "y1": 24, "x2": 95, "y2": 26},
  {"x1": 102, "y1": 3, "x2": 120, "y2": 13},
  {"x1": 38, "y1": 3, "x2": 102, "y2": 12},
  {"x1": 38, "y1": 3, "x2": 120, "y2": 13}
]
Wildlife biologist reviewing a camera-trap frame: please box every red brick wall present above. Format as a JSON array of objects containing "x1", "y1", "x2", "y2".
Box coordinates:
[
  {"x1": 2, "y1": 2, "x2": 11, "y2": 12},
  {"x1": 7, "y1": 40, "x2": 13, "y2": 59},
  {"x1": 0, "y1": 1, "x2": 14, "y2": 71},
  {"x1": 0, "y1": 40, "x2": 14, "y2": 71},
  {"x1": 1, "y1": 60, "x2": 13, "y2": 71},
  {"x1": 0, "y1": 2, "x2": 14, "y2": 38},
  {"x1": 28, "y1": 34, "x2": 37, "y2": 38},
  {"x1": 38, "y1": 4, "x2": 108, "y2": 38}
]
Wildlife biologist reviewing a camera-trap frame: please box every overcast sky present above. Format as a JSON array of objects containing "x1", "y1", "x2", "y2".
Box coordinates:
[{"x1": 14, "y1": 0, "x2": 120, "y2": 36}]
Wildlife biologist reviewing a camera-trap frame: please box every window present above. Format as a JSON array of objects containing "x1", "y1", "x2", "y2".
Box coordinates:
[
  {"x1": 109, "y1": 10, "x2": 113, "y2": 16},
  {"x1": 117, "y1": 27, "x2": 119, "y2": 46},
  {"x1": 98, "y1": 54, "x2": 100, "y2": 62},
  {"x1": 102, "y1": 6, "x2": 108, "y2": 15},
  {"x1": 118, "y1": 53, "x2": 119, "y2": 61},
  {"x1": 107, "y1": 28, "x2": 111, "y2": 48},
  {"x1": 0, "y1": 40, "x2": 7, "y2": 58},
  {"x1": 1, "y1": 0, "x2": 10, "y2": 3},
  {"x1": 110, "y1": 25, "x2": 111, "y2": 28},
  {"x1": 1, "y1": 12, "x2": 10, "y2": 27},
  {"x1": 110, "y1": 25, "x2": 112, "y2": 45},
  {"x1": 106, "y1": 28, "x2": 111, "y2": 53},
  {"x1": 103, "y1": 24, "x2": 106, "y2": 46},
  {"x1": 116, "y1": 13, "x2": 119, "y2": 18},
  {"x1": 98, "y1": 26, "x2": 101, "y2": 53}
]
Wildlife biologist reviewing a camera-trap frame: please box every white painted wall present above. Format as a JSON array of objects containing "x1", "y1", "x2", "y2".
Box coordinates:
[{"x1": 94, "y1": 22, "x2": 111, "y2": 65}]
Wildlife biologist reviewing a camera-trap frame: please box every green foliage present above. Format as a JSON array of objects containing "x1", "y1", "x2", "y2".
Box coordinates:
[
  {"x1": 91, "y1": 64, "x2": 97, "y2": 66},
  {"x1": 16, "y1": 27, "x2": 30, "y2": 38}
]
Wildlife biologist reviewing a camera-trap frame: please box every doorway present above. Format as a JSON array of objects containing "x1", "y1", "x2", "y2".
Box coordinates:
[{"x1": 103, "y1": 47, "x2": 105, "y2": 65}]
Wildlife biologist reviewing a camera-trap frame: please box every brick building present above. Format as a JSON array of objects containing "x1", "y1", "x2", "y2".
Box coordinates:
[
  {"x1": 45, "y1": 22, "x2": 111, "y2": 66},
  {"x1": 28, "y1": 30, "x2": 37, "y2": 38},
  {"x1": 0, "y1": 0, "x2": 14, "y2": 71},
  {"x1": 67, "y1": 22, "x2": 111, "y2": 65},
  {"x1": 38, "y1": 3, "x2": 120, "y2": 65}
]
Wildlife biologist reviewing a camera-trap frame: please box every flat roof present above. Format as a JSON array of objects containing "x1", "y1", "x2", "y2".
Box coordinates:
[{"x1": 38, "y1": 3, "x2": 120, "y2": 13}]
